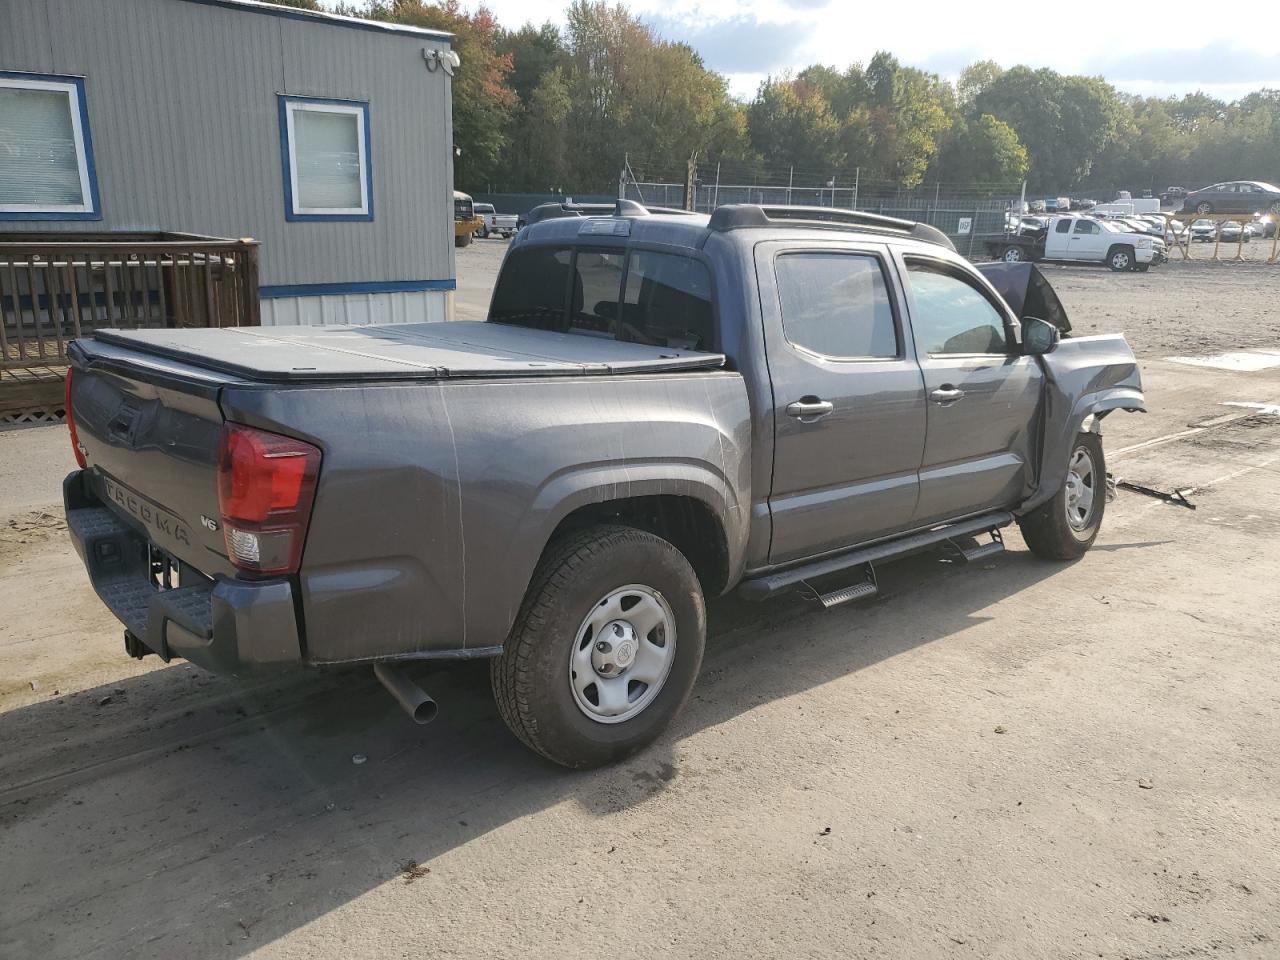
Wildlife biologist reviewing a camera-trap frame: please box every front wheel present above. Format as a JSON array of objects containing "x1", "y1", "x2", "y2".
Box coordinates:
[
  {"x1": 1196, "y1": 202, "x2": 1213, "y2": 215},
  {"x1": 1108, "y1": 246, "x2": 1134, "y2": 271},
  {"x1": 491, "y1": 525, "x2": 706, "y2": 769},
  {"x1": 1018, "y1": 433, "x2": 1105, "y2": 561}
]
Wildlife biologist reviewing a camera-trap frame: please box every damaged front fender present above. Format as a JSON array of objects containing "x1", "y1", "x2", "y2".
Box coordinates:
[{"x1": 1020, "y1": 334, "x2": 1146, "y2": 514}]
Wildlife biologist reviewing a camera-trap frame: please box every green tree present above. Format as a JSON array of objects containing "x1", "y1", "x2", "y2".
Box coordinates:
[
  {"x1": 937, "y1": 113, "x2": 1028, "y2": 185},
  {"x1": 747, "y1": 77, "x2": 845, "y2": 172},
  {"x1": 368, "y1": 1, "x2": 516, "y2": 191}
]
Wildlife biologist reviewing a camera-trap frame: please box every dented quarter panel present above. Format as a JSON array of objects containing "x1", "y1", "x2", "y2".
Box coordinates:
[{"x1": 1021, "y1": 334, "x2": 1146, "y2": 514}]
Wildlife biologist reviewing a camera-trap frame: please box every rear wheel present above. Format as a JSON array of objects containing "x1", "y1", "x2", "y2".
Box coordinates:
[
  {"x1": 1018, "y1": 433, "x2": 1105, "y2": 561},
  {"x1": 492, "y1": 525, "x2": 706, "y2": 769},
  {"x1": 1002, "y1": 245, "x2": 1026, "y2": 263},
  {"x1": 455, "y1": 231, "x2": 472, "y2": 248},
  {"x1": 1196, "y1": 201, "x2": 1213, "y2": 214}
]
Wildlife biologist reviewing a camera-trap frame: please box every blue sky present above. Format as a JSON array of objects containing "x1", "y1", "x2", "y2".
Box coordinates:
[{"x1": 462, "y1": 0, "x2": 1280, "y2": 102}]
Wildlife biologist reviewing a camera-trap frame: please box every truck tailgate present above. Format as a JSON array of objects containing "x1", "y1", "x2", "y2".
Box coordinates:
[{"x1": 68, "y1": 338, "x2": 237, "y2": 577}]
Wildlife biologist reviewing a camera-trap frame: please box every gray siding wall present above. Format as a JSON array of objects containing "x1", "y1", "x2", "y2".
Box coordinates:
[{"x1": 0, "y1": 0, "x2": 455, "y2": 289}]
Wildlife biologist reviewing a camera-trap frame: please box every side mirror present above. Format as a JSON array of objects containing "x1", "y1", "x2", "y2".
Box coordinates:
[{"x1": 1021, "y1": 317, "x2": 1060, "y2": 356}]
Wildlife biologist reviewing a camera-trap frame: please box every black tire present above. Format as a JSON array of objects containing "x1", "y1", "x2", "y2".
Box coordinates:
[
  {"x1": 491, "y1": 524, "x2": 706, "y2": 769},
  {"x1": 454, "y1": 231, "x2": 472, "y2": 248},
  {"x1": 480, "y1": 226, "x2": 490, "y2": 239},
  {"x1": 1107, "y1": 245, "x2": 1134, "y2": 271},
  {"x1": 1002, "y1": 245, "x2": 1026, "y2": 263},
  {"x1": 1018, "y1": 432, "x2": 1106, "y2": 561}
]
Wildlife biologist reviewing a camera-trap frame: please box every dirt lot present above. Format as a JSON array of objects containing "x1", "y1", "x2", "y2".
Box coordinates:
[{"x1": 2, "y1": 243, "x2": 1279, "y2": 960}]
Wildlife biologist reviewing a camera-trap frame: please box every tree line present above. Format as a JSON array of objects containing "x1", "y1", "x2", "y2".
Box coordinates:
[{"x1": 277, "y1": 0, "x2": 1280, "y2": 197}]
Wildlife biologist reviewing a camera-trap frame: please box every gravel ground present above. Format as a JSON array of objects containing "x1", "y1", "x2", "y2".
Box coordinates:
[{"x1": 2, "y1": 241, "x2": 1279, "y2": 960}]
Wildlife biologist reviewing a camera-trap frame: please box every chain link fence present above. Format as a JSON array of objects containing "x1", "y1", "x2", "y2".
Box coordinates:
[{"x1": 623, "y1": 179, "x2": 1016, "y2": 256}]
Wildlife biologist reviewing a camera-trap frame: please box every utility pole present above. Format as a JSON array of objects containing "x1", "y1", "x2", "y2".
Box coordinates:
[
  {"x1": 853, "y1": 167, "x2": 860, "y2": 210},
  {"x1": 618, "y1": 153, "x2": 627, "y2": 200},
  {"x1": 684, "y1": 151, "x2": 698, "y2": 212},
  {"x1": 788, "y1": 165, "x2": 794, "y2": 206},
  {"x1": 713, "y1": 161, "x2": 721, "y2": 211}
]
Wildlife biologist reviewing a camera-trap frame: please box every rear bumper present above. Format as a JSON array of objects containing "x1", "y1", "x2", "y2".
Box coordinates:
[{"x1": 64, "y1": 470, "x2": 302, "y2": 675}]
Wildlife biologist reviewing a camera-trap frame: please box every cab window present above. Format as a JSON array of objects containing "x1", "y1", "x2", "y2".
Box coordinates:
[
  {"x1": 1055, "y1": 219, "x2": 1071, "y2": 234},
  {"x1": 905, "y1": 261, "x2": 1009, "y2": 356},
  {"x1": 1073, "y1": 220, "x2": 1101, "y2": 235},
  {"x1": 488, "y1": 245, "x2": 715, "y2": 350}
]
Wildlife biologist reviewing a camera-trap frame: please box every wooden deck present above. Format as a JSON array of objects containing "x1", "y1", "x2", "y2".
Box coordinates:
[{"x1": 0, "y1": 363, "x2": 66, "y2": 425}]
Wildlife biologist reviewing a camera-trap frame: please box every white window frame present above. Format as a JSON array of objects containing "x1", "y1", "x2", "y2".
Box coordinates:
[
  {"x1": 0, "y1": 72, "x2": 99, "y2": 219},
  {"x1": 279, "y1": 96, "x2": 373, "y2": 221}
]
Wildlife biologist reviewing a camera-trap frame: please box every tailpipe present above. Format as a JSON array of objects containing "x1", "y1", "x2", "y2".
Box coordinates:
[{"x1": 374, "y1": 662, "x2": 438, "y2": 724}]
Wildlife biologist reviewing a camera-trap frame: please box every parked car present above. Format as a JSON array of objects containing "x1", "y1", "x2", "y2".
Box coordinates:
[
  {"x1": 1218, "y1": 220, "x2": 1248, "y2": 243},
  {"x1": 1181, "y1": 181, "x2": 1280, "y2": 216},
  {"x1": 473, "y1": 202, "x2": 518, "y2": 239},
  {"x1": 1248, "y1": 215, "x2": 1276, "y2": 238},
  {"x1": 1161, "y1": 186, "x2": 1187, "y2": 204},
  {"x1": 453, "y1": 190, "x2": 483, "y2": 248},
  {"x1": 62, "y1": 200, "x2": 1145, "y2": 768},
  {"x1": 1189, "y1": 219, "x2": 1218, "y2": 242},
  {"x1": 1164, "y1": 218, "x2": 1186, "y2": 244},
  {"x1": 988, "y1": 214, "x2": 1161, "y2": 271}
]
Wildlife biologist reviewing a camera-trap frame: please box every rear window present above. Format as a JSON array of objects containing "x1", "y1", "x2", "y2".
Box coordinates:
[
  {"x1": 774, "y1": 253, "x2": 897, "y2": 359},
  {"x1": 488, "y1": 246, "x2": 715, "y2": 350}
]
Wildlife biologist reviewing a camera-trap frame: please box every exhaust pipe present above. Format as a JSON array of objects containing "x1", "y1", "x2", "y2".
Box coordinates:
[{"x1": 374, "y1": 662, "x2": 438, "y2": 724}]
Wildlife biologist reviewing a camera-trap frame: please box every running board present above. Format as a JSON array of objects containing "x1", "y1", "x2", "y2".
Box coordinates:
[
  {"x1": 738, "y1": 511, "x2": 1014, "y2": 602},
  {"x1": 946, "y1": 528, "x2": 1005, "y2": 564},
  {"x1": 800, "y1": 563, "x2": 879, "y2": 609}
]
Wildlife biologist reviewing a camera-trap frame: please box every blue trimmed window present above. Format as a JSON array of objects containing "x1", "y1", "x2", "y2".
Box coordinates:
[
  {"x1": 0, "y1": 71, "x2": 101, "y2": 220},
  {"x1": 278, "y1": 96, "x2": 373, "y2": 222}
]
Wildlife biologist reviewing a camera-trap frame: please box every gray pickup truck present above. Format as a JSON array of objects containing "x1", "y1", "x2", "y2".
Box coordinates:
[{"x1": 64, "y1": 201, "x2": 1144, "y2": 768}]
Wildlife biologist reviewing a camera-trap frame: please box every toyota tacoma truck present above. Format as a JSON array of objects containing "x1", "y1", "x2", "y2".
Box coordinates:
[
  {"x1": 64, "y1": 201, "x2": 1144, "y2": 768},
  {"x1": 987, "y1": 213, "x2": 1162, "y2": 271}
]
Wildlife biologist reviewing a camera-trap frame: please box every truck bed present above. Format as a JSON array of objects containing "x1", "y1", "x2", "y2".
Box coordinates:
[{"x1": 92, "y1": 320, "x2": 726, "y2": 382}]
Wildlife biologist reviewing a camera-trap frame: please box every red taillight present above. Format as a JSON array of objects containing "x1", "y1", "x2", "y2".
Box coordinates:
[
  {"x1": 217, "y1": 422, "x2": 321, "y2": 576},
  {"x1": 65, "y1": 368, "x2": 87, "y2": 469}
]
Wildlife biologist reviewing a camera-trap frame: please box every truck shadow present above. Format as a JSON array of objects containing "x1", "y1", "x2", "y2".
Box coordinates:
[{"x1": 1, "y1": 544, "x2": 1066, "y2": 959}]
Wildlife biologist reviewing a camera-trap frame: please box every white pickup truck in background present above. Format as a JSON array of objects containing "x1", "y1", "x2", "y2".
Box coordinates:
[
  {"x1": 987, "y1": 214, "x2": 1162, "y2": 272},
  {"x1": 472, "y1": 203, "x2": 518, "y2": 239}
]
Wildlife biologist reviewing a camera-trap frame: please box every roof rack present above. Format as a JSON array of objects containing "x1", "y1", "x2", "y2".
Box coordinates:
[
  {"x1": 707, "y1": 204, "x2": 955, "y2": 250},
  {"x1": 525, "y1": 198, "x2": 650, "y2": 226}
]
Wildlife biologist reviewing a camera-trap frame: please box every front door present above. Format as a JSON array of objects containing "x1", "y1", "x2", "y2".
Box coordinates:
[
  {"x1": 757, "y1": 242, "x2": 927, "y2": 565},
  {"x1": 899, "y1": 255, "x2": 1044, "y2": 526},
  {"x1": 1068, "y1": 218, "x2": 1106, "y2": 259}
]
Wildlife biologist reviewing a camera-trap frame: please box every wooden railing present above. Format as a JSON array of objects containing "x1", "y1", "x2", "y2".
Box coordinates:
[{"x1": 0, "y1": 233, "x2": 260, "y2": 370}]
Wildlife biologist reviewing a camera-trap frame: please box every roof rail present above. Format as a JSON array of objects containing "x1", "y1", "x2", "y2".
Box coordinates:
[
  {"x1": 707, "y1": 204, "x2": 955, "y2": 250},
  {"x1": 525, "y1": 198, "x2": 649, "y2": 226}
]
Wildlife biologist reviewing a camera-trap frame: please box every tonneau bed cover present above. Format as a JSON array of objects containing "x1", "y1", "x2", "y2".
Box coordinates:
[{"x1": 90, "y1": 320, "x2": 726, "y2": 382}]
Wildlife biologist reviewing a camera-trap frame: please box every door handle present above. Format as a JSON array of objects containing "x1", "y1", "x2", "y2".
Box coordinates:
[
  {"x1": 786, "y1": 397, "x2": 834, "y2": 420},
  {"x1": 929, "y1": 386, "x2": 965, "y2": 405}
]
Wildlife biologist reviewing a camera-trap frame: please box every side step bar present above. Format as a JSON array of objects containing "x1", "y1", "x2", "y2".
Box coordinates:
[{"x1": 738, "y1": 511, "x2": 1013, "y2": 602}]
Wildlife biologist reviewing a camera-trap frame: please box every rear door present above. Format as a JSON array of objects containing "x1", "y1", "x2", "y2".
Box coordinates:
[
  {"x1": 756, "y1": 241, "x2": 927, "y2": 564},
  {"x1": 897, "y1": 254, "x2": 1043, "y2": 526},
  {"x1": 1045, "y1": 218, "x2": 1075, "y2": 258}
]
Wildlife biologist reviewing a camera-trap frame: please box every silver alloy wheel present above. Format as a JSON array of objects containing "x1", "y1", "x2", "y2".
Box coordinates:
[
  {"x1": 1111, "y1": 250, "x2": 1131, "y2": 270},
  {"x1": 1004, "y1": 247, "x2": 1024, "y2": 262},
  {"x1": 569, "y1": 584, "x2": 676, "y2": 724},
  {"x1": 1064, "y1": 447, "x2": 1097, "y2": 531}
]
